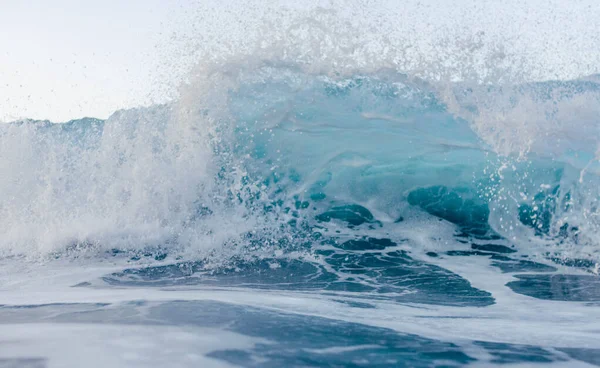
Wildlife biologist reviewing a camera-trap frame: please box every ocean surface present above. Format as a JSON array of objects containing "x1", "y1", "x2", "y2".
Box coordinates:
[{"x1": 2, "y1": 6, "x2": 600, "y2": 367}]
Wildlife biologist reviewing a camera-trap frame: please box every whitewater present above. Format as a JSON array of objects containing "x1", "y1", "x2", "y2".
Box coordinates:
[{"x1": 1, "y1": 2, "x2": 600, "y2": 367}]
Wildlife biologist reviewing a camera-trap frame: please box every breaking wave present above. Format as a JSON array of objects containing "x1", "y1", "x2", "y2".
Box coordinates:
[{"x1": 1, "y1": 8, "x2": 599, "y2": 270}]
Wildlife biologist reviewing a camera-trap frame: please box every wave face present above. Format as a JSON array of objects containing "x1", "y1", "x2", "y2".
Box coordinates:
[{"x1": 2, "y1": 64, "x2": 600, "y2": 265}]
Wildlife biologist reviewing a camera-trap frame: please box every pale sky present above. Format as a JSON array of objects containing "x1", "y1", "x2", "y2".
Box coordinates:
[
  {"x1": 1, "y1": 0, "x2": 599, "y2": 122},
  {"x1": 0, "y1": 0, "x2": 186, "y2": 122}
]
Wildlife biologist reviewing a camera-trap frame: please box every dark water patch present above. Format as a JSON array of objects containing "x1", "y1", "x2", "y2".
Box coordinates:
[
  {"x1": 454, "y1": 232, "x2": 503, "y2": 241},
  {"x1": 507, "y1": 274, "x2": 600, "y2": 301},
  {"x1": 559, "y1": 348, "x2": 600, "y2": 366},
  {"x1": 153, "y1": 253, "x2": 168, "y2": 261},
  {"x1": 322, "y1": 250, "x2": 493, "y2": 307},
  {"x1": 106, "y1": 245, "x2": 494, "y2": 307},
  {"x1": 315, "y1": 204, "x2": 379, "y2": 227},
  {"x1": 471, "y1": 243, "x2": 516, "y2": 254},
  {"x1": 491, "y1": 260, "x2": 557, "y2": 273},
  {"x1": 310, "y1": 192, "x2": 327, "y2": 201},
  {"x1": 105, "y1": 261, "x2": 205, "y2": 284},
  {"x1": 474, "y1": 341, "x2": 565, "y2": 364},
  {"x1": 105, "y1": 259, "x2": 337, "y2": 291},
  {"x1": 155, "y1": 301, "x2": 476, "y2": 368},
  {"x1": 336, "y1": 238, "x2": 397, "y2": 251},
  {"x1": 447, "y1": 250, "x2": 501, "y2": 257},
  {"x1": 407, "y1": 186, "x2": 491, "y2": 238}
]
